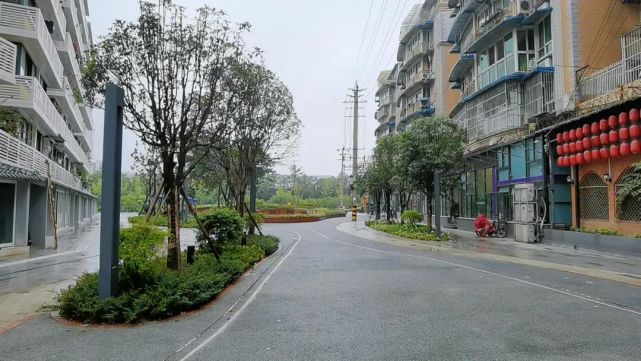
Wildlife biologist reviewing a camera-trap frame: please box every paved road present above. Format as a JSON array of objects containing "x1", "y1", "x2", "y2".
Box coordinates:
[{"x1": 1, "y1": 218, "x2": 641, "y2": 360}]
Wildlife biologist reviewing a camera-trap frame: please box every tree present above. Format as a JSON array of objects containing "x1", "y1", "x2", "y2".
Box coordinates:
[
  {"x1": 617, "y1": 162, "x2": 641, "y2": 217},
  {"x1": 207, "y1": 62, "x2": 300, "y2": 218},
  {"x1": 404, "y1": 117, "x2": 466, "y2": 231},
  {"x1": 82, "y1": 1, "x2": 252, "y2": 270}
]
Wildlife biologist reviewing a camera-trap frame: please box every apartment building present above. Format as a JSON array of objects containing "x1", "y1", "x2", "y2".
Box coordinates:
[
  {"x1": 0, "y1": 0, "x2": 96, "y2": 254},
  {"x1": 442, "y1": 0, "x2": 641, "y2": 239},
  {"x1": 373, "y1": 0, "x2": 456, "y2": 214},
  {"x1": 375, "y1": 0, "x2": 457, "y2": 138}
]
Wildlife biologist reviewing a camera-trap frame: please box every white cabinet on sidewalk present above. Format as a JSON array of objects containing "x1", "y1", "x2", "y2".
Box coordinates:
[{"x1": 513, "y1": 184, "x2": 537, "y2": 243}]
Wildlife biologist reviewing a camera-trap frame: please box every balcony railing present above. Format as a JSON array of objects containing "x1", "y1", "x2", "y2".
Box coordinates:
[
  {"x1": 579, "y1": 26, "x2": 641, "y2": 103},
  {"x1": 524, "y1": 71, "x2": 555, "y2": 119},
  {"x1": 48, "y1": 77, "x2": 91, "y2": 151},
  {"x1": 0, "y1": 76, "x2": 88, "y2": 165},
  {"x1": 0, "y1": 2, "x2": 64, "y2": 88},
  {"x1": 54, "y1": 32, "x2": 83, "y2": 90},
  {"x1": 0, "y1": 129, "x2": 86, "y2": 192},
  {"x1": 0, "y1": 37, "x2": 15, "y2": 85},
  {"x1": 62, "y1": 0, "x2": 84, "y2": 54},
  {"x1": 465, "y1": 82, "x2": 523, "y2": 142}
]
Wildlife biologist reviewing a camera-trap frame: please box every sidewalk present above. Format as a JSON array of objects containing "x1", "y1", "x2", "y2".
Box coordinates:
[{"x1": 337, "y1": 221, "x2": 641, "y2": 287}]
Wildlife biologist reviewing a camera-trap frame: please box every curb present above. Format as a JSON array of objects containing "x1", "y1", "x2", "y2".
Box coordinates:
[{"x1": 337, "y1": 222, "x2": 641, "y2": 287}]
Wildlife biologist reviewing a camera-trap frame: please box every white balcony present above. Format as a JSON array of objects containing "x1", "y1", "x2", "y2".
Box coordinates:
[
  {"x1": 0, "y1": 37, "x2": 16, "y2": 85},
  {"x1": 0, "y1": 2, "x2": 64, "y2": 88},
  {"x1": 0, "y1": 129, "x2": 86, "y2": 192},
  {"x1": 578, "y1": 26, "x2": 641, "y2": 104},
  {"x1": 75, "y1": 0, "x2": 90, "y2": 47},
  {"x1": 79, "y1": 103, "x2": 92, "y2": 130},
  {"x1": 34, "y1": 0, "x2": 67, "y2": 41},
  {"x1": 54, "y1": 32, "x2": 82, "y2": 91},
  {"x1": 62, "y1": 0, "x2": 84, "y2": 54},
  {"x1": 47, "y1": 77, "x2": 91, "y2": 152},
  {"x1": 0, "y1": 76, "x2": 88, "y2": 166}
]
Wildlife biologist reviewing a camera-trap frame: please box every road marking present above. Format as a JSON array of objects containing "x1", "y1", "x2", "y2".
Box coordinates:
[
  {"x1": 311, "y1": 228, "x2": 641, "y2": 317},
  {"x1": 177, "y1": 231, "x2": 302, "y2": 361}
]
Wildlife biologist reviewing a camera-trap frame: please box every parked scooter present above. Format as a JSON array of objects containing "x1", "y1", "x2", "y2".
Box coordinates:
[{"x1": 475, "y1": 220, "x2": 507, "y2": 238}]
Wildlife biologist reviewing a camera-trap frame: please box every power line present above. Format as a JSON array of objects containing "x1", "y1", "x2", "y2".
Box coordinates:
[
  {"x1": 356, "y1": 0, "x2": 389, "y2": 82},
  {"x1": 352, "y1": 0, "x2": 375, "y2": 80},
  {"x1": 362, "y1": 0, "x2": 410, "y2": 93}
]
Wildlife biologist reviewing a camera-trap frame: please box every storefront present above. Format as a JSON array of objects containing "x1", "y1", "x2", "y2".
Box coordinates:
[{"x1": 554, "y1": 105, "x2": 641, "y2": 236}]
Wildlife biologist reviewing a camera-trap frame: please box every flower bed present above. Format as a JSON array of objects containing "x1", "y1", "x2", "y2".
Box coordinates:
[{"x1": 366, "y1": 221, "x2": 449, "y2": 242}]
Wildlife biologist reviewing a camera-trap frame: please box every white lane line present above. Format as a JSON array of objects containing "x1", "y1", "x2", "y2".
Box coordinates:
[
  {"x1": 178, "y1": 231, "x2": 302, "y2": 361},
  {"x1": 311, "y1": 228, "x2": 641, "y2": 317}
]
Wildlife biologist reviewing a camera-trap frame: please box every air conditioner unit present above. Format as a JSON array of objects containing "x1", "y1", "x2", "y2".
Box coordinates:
[
  {"x1": 422, "y1": 72, "x2": 430, "y2": 80},
  {"x1": 528, "y1": 59, "x2": 537, "y2": 71},
  {"x1": 518, "y1": 0, "x2": 534, "y2": 15}
]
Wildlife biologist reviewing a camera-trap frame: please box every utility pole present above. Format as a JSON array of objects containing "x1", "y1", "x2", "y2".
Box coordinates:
[
  {"x1": 337, "y1": 147, "x2": 349, "y2": 209},
  {"x1": 345, "y1": 83, "x2": 365, "y2": 220}
]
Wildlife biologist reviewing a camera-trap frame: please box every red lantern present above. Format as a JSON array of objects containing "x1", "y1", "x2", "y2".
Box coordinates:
[
  {"x1": 556, "y1": 145, "x2": 564, "y2": 155},
  {"x1": 609, "y1": 130, "x2": 619, "y2": 143},
  {"x1": 620, "y1": 142, "x2": 631, "y2": 156},
  {"x1": 583, "y1": 124, "x2": 591, "y2": 137},
  {"x1": 600, "y1": 133, "x2": 610, "y2": 145},
  {"x1": 570, "y1": 142, "x2": 577, "y2": 153},
  {"x1": 620, "y1": 126, "x2": 630, "y2": 141},
  {"x1": 576, "y1": 127, "x2": 583, "y2": 139},
  {"x1": 563, "y1": 131, "x2": 570, "y2": 143},
  {"x1": 584, "y1": 150, "x2": 592, "y2": 163},
  {"x1": 620, "y1": 112, "x2": 629, "y2": 126},
  {"x1": 556, "y1": 133, "x2": 563, "y2": 144},
  {"x1": 630, "y1": 124, "x2": 641, "y2": 138},
  {"x1": 591, "y1": 122, "x2": 600, "y2": 135},
  {"x1": 563, "y1": 156, "x2": 570, "y2": 167},
  {"x1": 611, "y1": 144, "x2": 620, "y2": 158},
  {"x1": 557, "y1": 157, "x2": 564, "y2": 168},
  {"x1": 576, "y1": 153, "x2": 585, "y2": 165},
  {"x1": 600, "y1": 118, "x2": 609, "y2": 132},
  {"x1": 592, "y1": 149, "x2": 601, "y2": 161},
  {"x1": 582, "y1": 137, "x2": 591, "y2": 150},
  {"x1": 609, "y1": 115, "x2": 618, "y2": 129},
  {"x1": 630, "y1": 108, "x2": 640, "y2": 124},
  {"x1": 576, "y1": 140, "x2": 584, "y2": 153},
  {"x1": 570, "y1": 155, "x2": 577, "y2": 166},
  {"x1": 631, "y1": 139, "x2": 641, "y2": 154},
  {"x1": 600, "y1": 147, "x2": 610, "y2": 159},
  {"x1": 591, "y1": 135, "x2": 601, "y2": 147},
  {"x1": 563, "y1": 143, "x2": 570, "y2": 154},
  {"x1": 569, "y1": 129, "x2": 576, "y2": 141}
]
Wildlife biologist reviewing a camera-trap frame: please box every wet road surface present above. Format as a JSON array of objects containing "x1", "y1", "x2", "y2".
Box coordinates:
[{"x1": 1, "y1": 218, "x2": 640, "y2": 361}]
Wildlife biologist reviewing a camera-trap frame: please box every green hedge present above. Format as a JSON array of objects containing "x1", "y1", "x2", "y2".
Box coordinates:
[
  {"x1": 56, "y1": 232, "x2": 279, "y2": 324},
  {"x1": 366, "y1": 221, "x2": 449, "y2": 242}
]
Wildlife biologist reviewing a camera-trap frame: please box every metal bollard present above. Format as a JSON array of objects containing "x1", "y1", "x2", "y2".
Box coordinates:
[{"x1": 187, "y1": 246, "x2": 196, "y2": 265}]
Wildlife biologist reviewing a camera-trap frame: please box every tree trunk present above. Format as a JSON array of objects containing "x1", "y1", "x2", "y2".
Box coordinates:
[
  {"x1": 375, "y1": 191, "x2": 381, "y2": 220},
  {"x1": 425, "y1": 192, "x2": 433, "y2": 232},
  {"x1": 385, "y1": 191, "x2": 392, "y2": 223},
  {"x1": 166, "y1": 184, "x2": 182, "y2": 271}
]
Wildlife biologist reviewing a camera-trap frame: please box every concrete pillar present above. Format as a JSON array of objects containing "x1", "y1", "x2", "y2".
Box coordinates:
[
  {"x1": 13, "y1": 181, "x2": 30, "y2": 247},
  {"x1": 29, "y1": 184, "x2": 47, "y2": 248}
]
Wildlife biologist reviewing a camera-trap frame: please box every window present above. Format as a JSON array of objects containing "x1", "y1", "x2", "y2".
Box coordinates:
[
  {"x1": 537, "y1": 15, "x2": 552, "y2": 60},
  {"x1": 579, "y1": 173, "x2": 609, "y2": 221},
  {"x1": 616, "y1": 168, "x2": 641, "y2": 222},
  {"x1": 18, "y1": 121, "x2": 33, "y2": 146},
  {"x1": 517, "y1": 29, "x2": 536, "y2": 71}
]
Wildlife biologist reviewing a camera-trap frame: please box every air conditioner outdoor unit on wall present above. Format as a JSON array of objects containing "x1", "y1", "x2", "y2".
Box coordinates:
[{"x1": 518, "y1": 0, "x2": 534, "y2": 15}]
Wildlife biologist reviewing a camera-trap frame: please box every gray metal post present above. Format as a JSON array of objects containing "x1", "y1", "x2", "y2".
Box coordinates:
[
  {"x1": 99, "y1": 84, "x2": 125, "y2": 299},
  {"x1": 434, "y1": 171, "x2": 442, "y2": 239}
]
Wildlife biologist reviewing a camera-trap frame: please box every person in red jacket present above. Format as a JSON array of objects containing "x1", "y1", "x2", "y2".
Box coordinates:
[{"x1": 474, "y1": 213, "x2": 491, "y2": 237}]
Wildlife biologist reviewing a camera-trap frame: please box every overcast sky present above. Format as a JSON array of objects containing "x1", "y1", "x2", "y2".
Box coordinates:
[{"x1": 89, "y1": 0, "x2": 419, "y2": 176}]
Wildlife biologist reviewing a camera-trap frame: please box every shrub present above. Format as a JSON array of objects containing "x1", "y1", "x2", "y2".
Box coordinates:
[
  {"x1": 244, "y1": 212, "x2": 265, "y2": 228},
  {"x1": 247, "y1": 235, "x2": 279, "y2": 256},
  {"x1": 366, "y1": 221, "x2": 449, "y2": 242},
  {"x1": 401, "y1": 210, "x2": 423, "y2": 225},
  {"x1": 119, "y1": 224, "x2": 166, "y2": 290},
  {"x1": 56, "y1": 236, "x2": 280, "y2": 324},
  {"x1": 196, "y1": 208, "x2": 244, "y2": 253}
]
